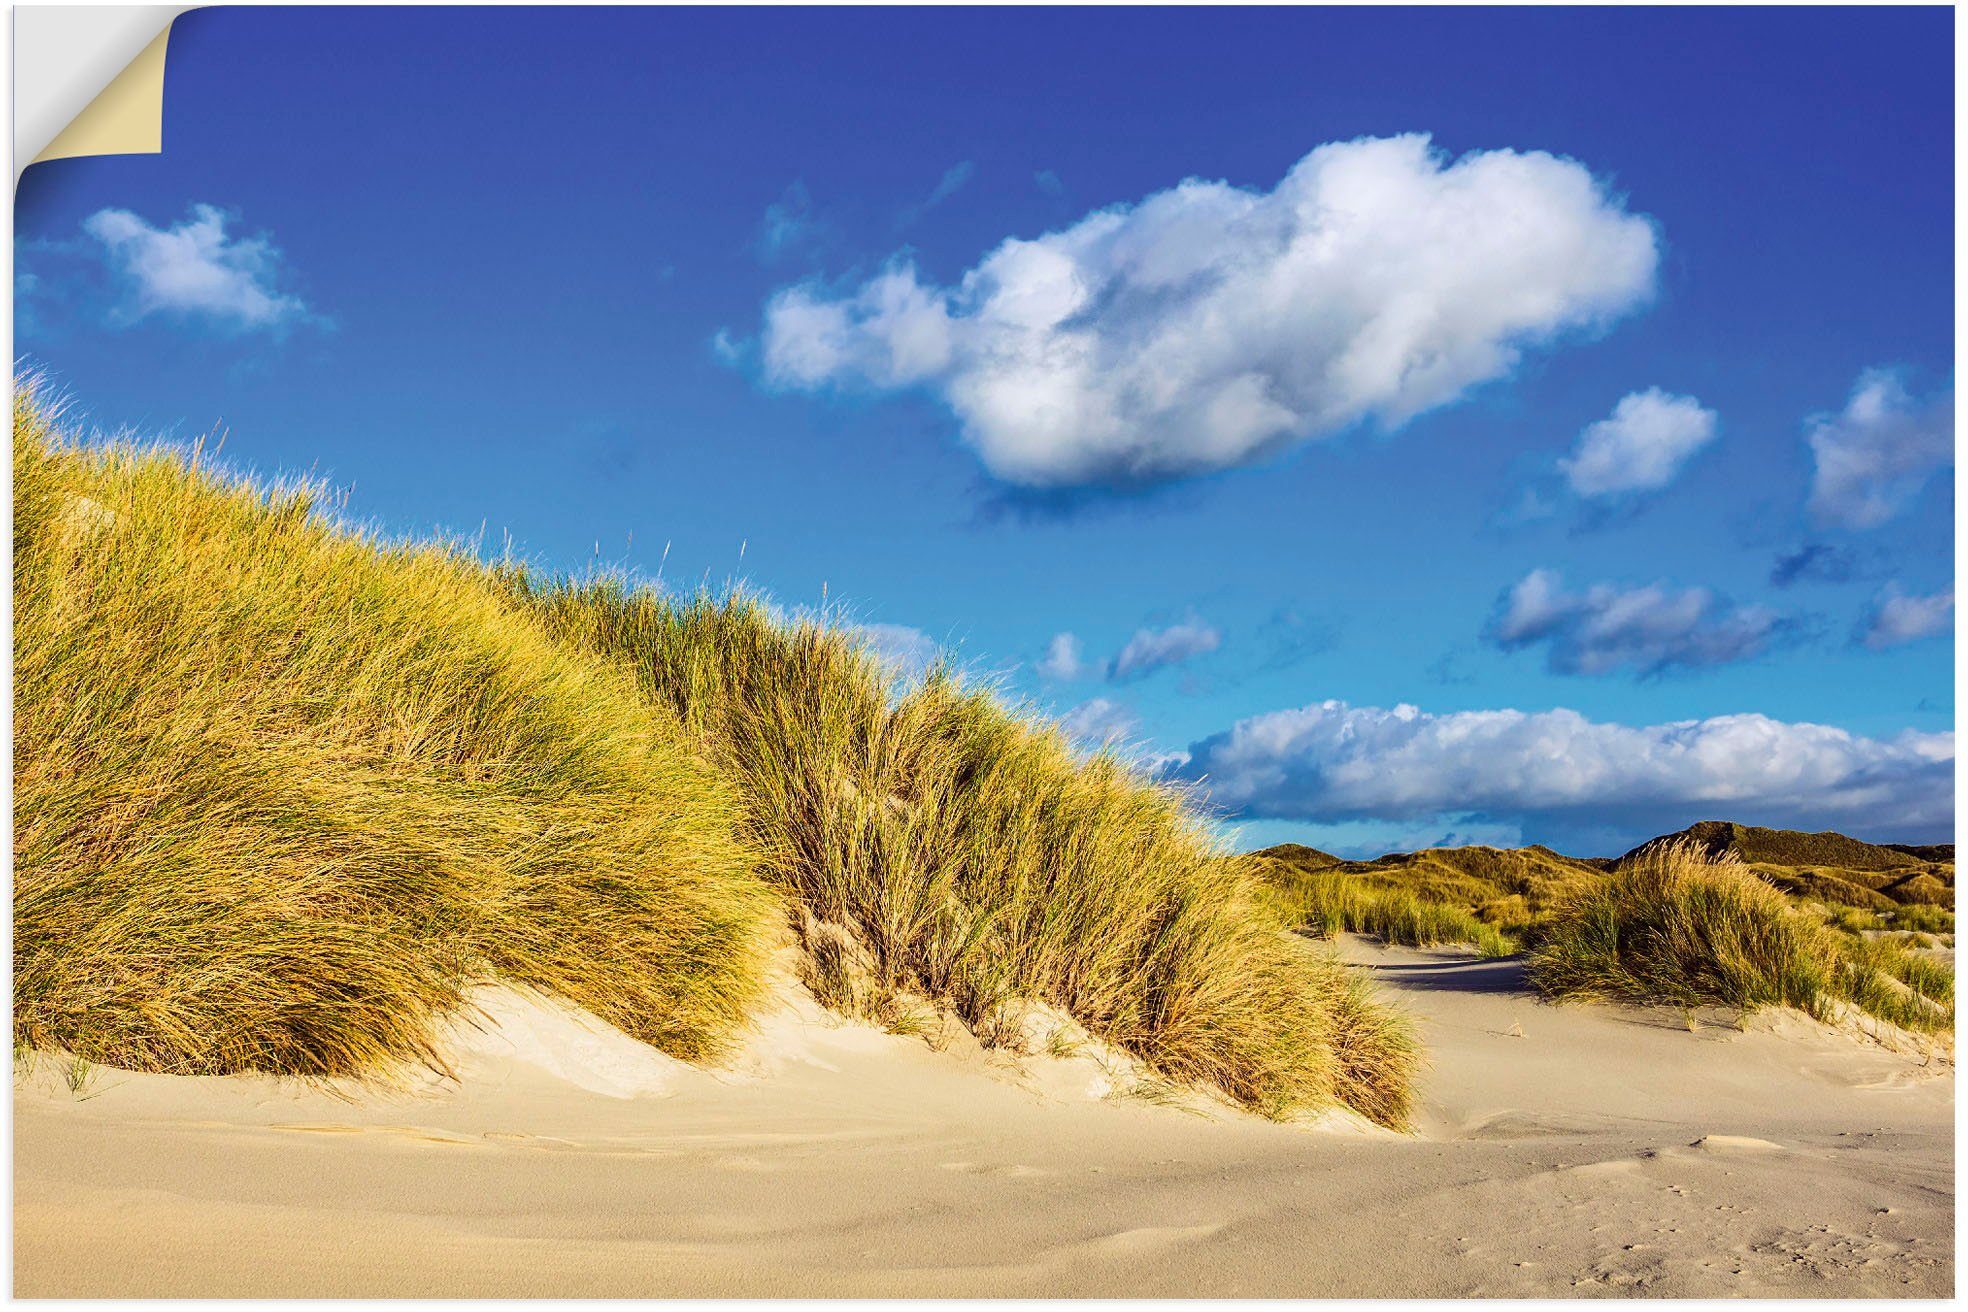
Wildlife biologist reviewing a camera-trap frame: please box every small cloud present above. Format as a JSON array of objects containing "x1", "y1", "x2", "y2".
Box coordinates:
[
  {"x1": 756, "y1": 182, "x2": 821, "y2": 262},
  {"x1": 1058, "y1": 696, "x2": 1138, "y2": 749},
  {"x1": 1488, "y1": 568, "x2": 1787, "y2": 677},
  {"x1": 1558, "y1": 388, "x2": 1717, "y2": 498},
  {"x1": 1036, "y1": 631, "x2": 1089, "y2": 680},
  {"x1": 1033, "y1": 169, "x2": 1065, "y2": 198},
  {"x1": 1859, "y1": 585, "x2": 1952, "y2": 650},
  {"x1": 1806, "y1": 368, "x2": 1952, "y2": 530},
  {"x1": 1493, "y1": 483, "x2": 1560, "y2": 529},
  {"x1": 82, "y1": 203, "x2": 309, "y2": 331},
  {"x1": 1770, "y1": 542, "x2": 1859, "y2": 588},
  {"x1": 710, "y1": 327, "x2": 748, "y2": 367},
  {"x1": 897, "y1": 161, "x2": 975, "y2": 229},
  {"x1": 1110, "y1": 619, "x2": 1222, "y2": 681}
]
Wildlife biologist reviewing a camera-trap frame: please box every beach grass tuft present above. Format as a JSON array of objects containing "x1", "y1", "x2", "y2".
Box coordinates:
[{"x1": 1529, "y1": 839, "x2": 1952, "y2": 1035}]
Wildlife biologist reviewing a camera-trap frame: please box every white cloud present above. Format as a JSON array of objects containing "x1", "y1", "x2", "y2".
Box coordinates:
[
  {"x1": 1558, "y1": 388, "x2": 1717, "y2": 496},
  {"x1": 1806, "y1": 369, "x2": 1953, "y2": 530},
  {"x1": 1058, "y1": 697, "x2": 1138, "y2": 749},
  {"x1": 1171, "y1": 699, "x2": 1953, "y2": 840},
  {"x1": 83, "y1": 204, "x2": 306, "y2": 330},
  {"x1": 1036, "y1": 631, "x2": 1089, "y2": 680},
  {"x1": 1110, "y1": 619, "x2": 1222, "y2": 680},
  {"x1": 1489, "y1": 568, "x2": 1784, "y2": 676},
  {"x1": 1860, "y1": 585, "x2": 1953, "y2": 650},
  {"x1": 761, "y1": 133, "x2": 1659, "y2": 487}
]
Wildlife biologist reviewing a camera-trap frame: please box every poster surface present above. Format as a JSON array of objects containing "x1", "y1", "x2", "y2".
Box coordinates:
[{"x1": 12, "y1": 6, "x2": 1957, "y2": 1299}]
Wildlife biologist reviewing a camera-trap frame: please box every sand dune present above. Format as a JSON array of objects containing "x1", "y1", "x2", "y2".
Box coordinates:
[{"x1": 13, "y1": 941, "x2": 1952, "y2": 1297}]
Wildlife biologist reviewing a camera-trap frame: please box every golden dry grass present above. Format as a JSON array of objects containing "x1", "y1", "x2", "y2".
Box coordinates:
[
  {"x1": 1530, "y1": 840, "x2": 1952, "y2": 1035},
  {"x1": 506, "y1": 580, "x2": 1419, "y2": 1125},
  {"x1": 1256, "y1": 863, "x2": 1516, "y2": 957},
  {"x1": 14, "y1": 387, "x2": 779, "y2": 1076}
]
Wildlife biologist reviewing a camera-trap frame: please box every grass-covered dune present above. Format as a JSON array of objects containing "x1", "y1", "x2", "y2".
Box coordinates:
[
  {"x1": 1626, "y1": 820, "x2": 1938, "y2": 873},
  {"x1": 1255, "y1": 820, "x2": 1954, "y2": 970},
  {"x1": 1252, "y1": 841, "x2": 1608, "y2": 955},
  {"x1": 502, "y1": 580, "x2": 1415, "y2": 1123},
  {"x1": 1530, "y1": 840, "x2": 1953, "y2": 1036},
  {"x1": 14, "y1": 390, "x2": 779, "y2": 1074},
  {"x1": 12, "y1": 389, "x2": 1416, "y2": 1126}
]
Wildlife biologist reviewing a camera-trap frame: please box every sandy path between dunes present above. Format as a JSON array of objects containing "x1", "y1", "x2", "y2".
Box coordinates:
[{"x1": 13, "y1": 941, "x2": 1954, "y2": 1297}]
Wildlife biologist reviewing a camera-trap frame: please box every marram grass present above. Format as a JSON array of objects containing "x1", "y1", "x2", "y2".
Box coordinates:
[
  {"x1": 1256, "y1": 863, "x2": 1517, "y2": 958},
  {"x1": 14, "y1": 389, "x2": 779, "y2": 1076},
  {"x1": 505, "y1": 579, "x2": 1419, "y2": 1126},
  {"x1": 13, "y1": 389, "x2": 1417, "y2": 1126},
  {"x1": 1530, "y1": 839, "x2": 1952, "y2": 1036}
]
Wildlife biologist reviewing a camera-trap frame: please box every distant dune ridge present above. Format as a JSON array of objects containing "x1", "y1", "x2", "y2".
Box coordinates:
[
  {"x1": 11, "y1": 386, "x2": 1413, "y2": 1126},
  {"x1": 1253, "y1": 821, "x2": 1953, "y2": 1036}
]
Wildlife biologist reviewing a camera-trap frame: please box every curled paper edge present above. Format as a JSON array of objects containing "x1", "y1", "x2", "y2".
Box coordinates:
[{"x1": 19, "y1": 7, "x2": 192, "y2": 180}]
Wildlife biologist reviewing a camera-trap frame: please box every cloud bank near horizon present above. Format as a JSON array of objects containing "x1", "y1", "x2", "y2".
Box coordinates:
[{"x1": 1167, "y1": 698, "x2": 1953, "y2": 845}]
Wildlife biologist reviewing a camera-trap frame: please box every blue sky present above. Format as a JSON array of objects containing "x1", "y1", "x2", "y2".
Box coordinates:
[{"x1": 15, "y1": 6, "x2": 1955, "y2": 855}]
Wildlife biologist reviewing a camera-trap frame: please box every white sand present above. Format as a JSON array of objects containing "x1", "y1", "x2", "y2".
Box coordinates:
[{"x1": 13, "y1": 941, "x2": 1953, "y2": 1296}]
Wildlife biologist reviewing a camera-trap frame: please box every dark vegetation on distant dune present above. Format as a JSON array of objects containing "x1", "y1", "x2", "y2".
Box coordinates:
[{"x1": 11, "y1": 387, "x2": 1416, "y2": 1127}]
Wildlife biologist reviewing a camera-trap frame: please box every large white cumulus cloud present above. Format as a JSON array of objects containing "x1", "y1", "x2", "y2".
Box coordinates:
[
  {"x1": 761, "y1": 134, "x2": 1660, "y2": 487},
  {"x1": 1170, "y1": 699, "x2": 1952, "y2": 839}
]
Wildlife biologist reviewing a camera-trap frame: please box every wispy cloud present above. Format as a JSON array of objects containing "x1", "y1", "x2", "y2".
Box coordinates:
[
  {"x1": 896, "y1": 161, "x2": 975, "y2": 228},
  {"x1": 1558, "y1": 388, "x2": 1717, "y2": 497},
  {"x1": 1110, "y1": 619, "x2": 1223, "y2": 680},
  {"x1": 1806, "y1": 369, "x2": 1952, "y2": 530},
  {"x1": 709, "y1": 327, "x2": 747, "y2": 366},
  {"x1": 1034, "y1": 618, "x2": 1223, "y2": 682},
  {"x1": 1770, "y1": 542, "x2": 1860, "y2": 588},
  {"x1": 1168, "y1": 698, "x2": 1952, "y2": 843},
  {"x1": 759, "y1": 133, "x2": 1658, "y2": 487},
  {"x1": 82, "y1": 204, "x2": 309, "y2": 331},
  {"x1": 1859, "y1": 585, "x2": 1952, "y2": 650},
  {"x1": 756, "y1": 182, "x2": 822, "y2": 262},
  {"x1": 1488, "y1": 568, "x2": 1786, "y2": 677}
]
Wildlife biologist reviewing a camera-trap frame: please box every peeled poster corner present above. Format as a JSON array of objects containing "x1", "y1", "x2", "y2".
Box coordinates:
[{"x1": 15, "y1": 6, "x2": 193, "y2": 182}]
